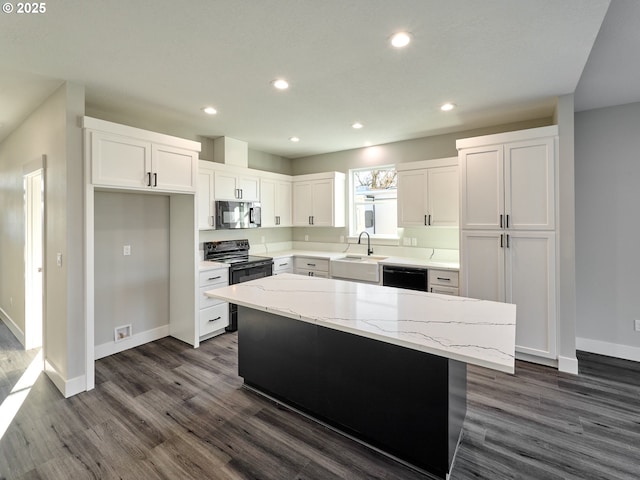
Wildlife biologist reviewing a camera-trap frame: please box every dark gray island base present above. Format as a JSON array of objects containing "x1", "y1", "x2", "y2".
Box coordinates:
[{"x1": 237, "y1": 306, "x2": 467, "y2": 480}]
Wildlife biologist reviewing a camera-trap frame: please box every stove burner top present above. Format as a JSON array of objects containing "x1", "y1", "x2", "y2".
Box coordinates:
[{"x1": 203, "y1": 239, "x2": 272, "y2": 268}]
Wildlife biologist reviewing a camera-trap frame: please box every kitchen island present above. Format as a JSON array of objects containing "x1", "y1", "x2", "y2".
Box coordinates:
[{"x1": 206, "y1": 274, "x2": 516, "y2": 479}]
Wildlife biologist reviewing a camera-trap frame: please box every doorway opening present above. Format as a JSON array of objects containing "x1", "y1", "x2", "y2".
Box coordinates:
[{"x1": 24, "y1": 166, "x2": 44, "y2": 351}]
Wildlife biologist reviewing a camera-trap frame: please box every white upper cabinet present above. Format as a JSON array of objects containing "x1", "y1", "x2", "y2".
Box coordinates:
[
  {"x1": 459, "y1": 132, "x2": 555, "y2": 230},
  {"x1": 292, "y1": 172, "x2": 345, "y2": 227},
  {"x1": 84, "y1": 117, "x2": 200, "y2": 194},
  {"x1": 151, "y1": 144, "x2": 198, "y2": 192},
  {"x1": 260, "y1": 177, "x2": 292, "y2": 227},
  {"x1": 397, "y1": 158, "x2": 458, "y2": 228},
  {"x1": 197, "y1": 161, "x2": 215, "y2": 230},
  {"x1": 214, "y1": 171, "x2": 260, "y2": 201}
]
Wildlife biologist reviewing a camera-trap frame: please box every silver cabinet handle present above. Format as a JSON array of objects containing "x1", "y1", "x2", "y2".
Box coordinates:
[
  {"x1": 208, "y1": 316, "x2": 222, "y2": 322},
  {"x1": 307, "y1": 263, "x2": 316, "y2": 267},
  {"x1": 208, "y1": 276, "x2": 222, "y2": 281},
  {"x1": 279, "y1": 262, "x2": 289, "y2": 267},
  {"x1": 500, "y1": 214, "x2": 503, "y2": 228},
  {"x1": 436, "y1": 277, "x2": 450, "y2": 281},
  {"x1": 500, "y1": 234, "x2": 504, "y2": 248},
  {"x1": 506, "y1": 214, "x2": 510, "y2": 228},
  {"x1": 506, "y1": 234, "x2": 510, "y2": 248},
  {"x1": 424, "y1": 214, "x2": 428, "y2": 226},
  {"x1": 147, "y1": 172, "x2": 152, "y2": 186}
]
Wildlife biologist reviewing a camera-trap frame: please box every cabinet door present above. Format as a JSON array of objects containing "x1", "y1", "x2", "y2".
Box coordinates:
[
  {"x1": 152, "y1": 144, "x2": 197, "y2": 192},
  {"x1": 91, "y1": 131, "x2": 152, "y2": 189},
  {"x1": 238, "y1": 175, "x2": 260, "y2": 201},
  {"x1": 276, "y1": 180, "x2": 292, "y2": 227},
  {"x1": 504, "y1": 138, "x2": 555, "y2": 230},
  {"x1": 460, "y1": 231, "x2": 505, "y2": 302},
  {"x1": 506, "y1": 232, "x2": 557, "y2": 359},
  {"x1": 293, "y1": 182, "x2": 313, "y2": 226},
  {"x1": 310, "y1": 179, "x2": 334, "y2": 226},
  {"x1": 197, "y1": 167, "x2": 215, "y2": 229},
  {"x1": 460, "y1": 146, "x2": 504, "y2": 230},
  {"x1": 260, "y1": 178, "x2": 277, "y2": 228},
  {"x1": 214, "y1": 171, "x2": 239, "y2": 200},
  {"x1": 427, "y1": 165, "x2": 459, "y2": 227},
  {"x1": 397, "y1": 170, "x2": 429, "y2": 227}
]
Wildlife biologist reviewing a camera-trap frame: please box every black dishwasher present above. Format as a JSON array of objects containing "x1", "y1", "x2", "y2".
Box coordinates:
[{"x1": 382, "y1": 265, "x2": 428, "y2": 292}]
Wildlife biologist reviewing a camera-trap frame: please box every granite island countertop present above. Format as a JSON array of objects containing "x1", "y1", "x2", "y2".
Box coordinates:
[{"x1": 206, "y1": 273, "x2": 516, "y2": 373}]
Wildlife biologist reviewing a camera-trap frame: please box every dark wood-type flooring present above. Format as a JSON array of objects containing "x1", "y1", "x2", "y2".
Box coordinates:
[{"x1": 1, "y1": 327, "x2": 639, "y2": 479}]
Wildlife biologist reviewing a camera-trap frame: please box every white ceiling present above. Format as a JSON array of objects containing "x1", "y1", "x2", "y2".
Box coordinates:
[{"x1": 1, "y1": 0, "x2": 636, "y2": 159}]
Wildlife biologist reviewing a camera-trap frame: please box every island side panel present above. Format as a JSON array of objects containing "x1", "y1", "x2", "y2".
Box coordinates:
[
  {"x1": 238, "y1": 307, "x2": 320, "y2": 412},
  {"x1": 237, "y1": 306, "x2": 466, "y2": 479},
  {"x1": 317, "y1": 326, "x2": 451, "y2": 478}
]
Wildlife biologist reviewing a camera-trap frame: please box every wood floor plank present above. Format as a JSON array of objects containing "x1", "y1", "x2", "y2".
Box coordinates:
[{"x1": 2, "y1": 324, "x2": 640, "y2": 480}]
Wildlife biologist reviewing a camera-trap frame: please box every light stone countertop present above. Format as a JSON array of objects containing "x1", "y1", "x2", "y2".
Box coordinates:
[
  {"x1": 199, "y1": 260, "x2": 230, "y2": 271},
  {"x1": 206, "y1": 273, "x2": 515, "y2": 373}
]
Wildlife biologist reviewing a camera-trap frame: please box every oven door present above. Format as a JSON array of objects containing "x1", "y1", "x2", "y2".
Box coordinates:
[
  {"x1": 230, "y1": 260, "x2": 273, "y2": 284},
  {"x1": 227, "y1": 260, "x2": 273, "y2": 332}
]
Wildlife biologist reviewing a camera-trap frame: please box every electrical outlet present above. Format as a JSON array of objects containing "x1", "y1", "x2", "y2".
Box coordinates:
[
  {"x1": 56, "y1": 253, "x2": 62, "y2": 267},
  {"x1": 304, "y1": 235, "x2": 309, "y2": 241},
  {"x1": 411, "y1": 238, "x2": 417, "y2": 246},
  {"x1": 403, "y1": 238, "x2": 411, "y2": 246},
  {"x1": 123, "y1": 245, "x2": 131, "y2": 256},
  {"x1": 635, "y1": 319, "x2": 640, "y2": 332}
]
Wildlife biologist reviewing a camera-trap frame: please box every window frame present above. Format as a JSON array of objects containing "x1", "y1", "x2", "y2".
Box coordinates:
[{"x1": 348, "y1": 165, "x2": 399, "y2": 242}]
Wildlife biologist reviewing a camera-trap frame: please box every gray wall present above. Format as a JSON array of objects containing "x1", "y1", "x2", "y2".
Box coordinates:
[
  {"x1": 575, "y1": 101, "x2": 640, "y2": 357},
  {"x1": 94, "y1": 192, "x2": 170, "y2": 345},
  {"x1": 0, "y1": 82, "x2": 86, "y2": 383}
]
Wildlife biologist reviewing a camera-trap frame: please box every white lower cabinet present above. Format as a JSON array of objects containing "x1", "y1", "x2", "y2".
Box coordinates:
[
  {"x1": 273, "y1": 256, "x2": 294, "y2": 275},
  {"x1": 199, "y1": 303, "x2": 229, "y2": 337},
  {"x1": 461, "y1": 230, "x2": 556, "y2": 359},
  {"x1": 428, "y1": 269, "x2": 459, "y2": 296},
  {"x1": 293, "y1": 257, "x2": 329, "y2": 277},
  {"x1": 198, "y1": 267, "x2": 229, "y2": 339}
]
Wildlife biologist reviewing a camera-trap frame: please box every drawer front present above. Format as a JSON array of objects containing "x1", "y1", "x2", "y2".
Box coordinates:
[
  {"x1": 273, "y1": 257, "x2": 294, "y2": 274},
  {"x1": 199, "y1": 285, "x2": 226, "y2": 309},
  {"x1": 199, "y1": 268, "x2": 229, "y2": 287},
  {"x1": 199, "y1": 303, "x2": 229, "y2": 336},
  {"x1": 294, "y1": 257, "x2": 329, "y2": 272},
  {"x1": 294, "y1": 268, "x2": 329, "y2": 278},
  {"x1": 429, "y1": 285, "x2": 459, "y2": 296},
  {"x1": 428, "y1": 269, "x2": 459, "y2": 287}
]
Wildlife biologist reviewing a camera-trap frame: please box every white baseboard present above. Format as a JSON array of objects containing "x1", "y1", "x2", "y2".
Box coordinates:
[
  {"x1": 576, "y1": 337, "x2": 640, "y2": 363},
  {"x1": 558, "y1": 355, "x2": 579, "y2": 374},
  {"x1": 44, "y1": 359, "x2": 86, "y2": 398},
  {"x1": 94, "y1": 324, "x2": 170, "y2": 360},
  {"x1": 0, "y1": 307, "x2": 25, "y2": 346}
]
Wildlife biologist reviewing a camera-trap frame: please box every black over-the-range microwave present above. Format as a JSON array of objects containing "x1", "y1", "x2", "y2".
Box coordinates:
[{"x1": 214, "y1": 201, "x2": 261, "y2": 229}]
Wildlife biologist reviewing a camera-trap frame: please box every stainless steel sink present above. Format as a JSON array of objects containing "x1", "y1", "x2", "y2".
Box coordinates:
[{"x1": 330, "y1": 255, "x2": 388, "y2": 283}]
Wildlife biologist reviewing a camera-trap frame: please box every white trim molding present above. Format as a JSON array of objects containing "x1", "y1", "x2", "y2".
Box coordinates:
[
  {"x1": 0, "y1": 307, "x2": 25, "y2": 346},
  {"x1": 44, "y1": 359, "x2": 86, "y2": 398},
  {"x1": 94, "y1": 324, "x2": 170, "y2": 360},
  {"x1": 558, "y1": 356, "x2": 579, "y2": 374},
  {"x1": 576, "y1": 337, "x2": 640, "y2": 363}
]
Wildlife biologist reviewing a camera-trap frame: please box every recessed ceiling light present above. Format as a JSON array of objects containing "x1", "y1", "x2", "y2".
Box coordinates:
[
  {"x1": 352, "y1": 122, "x2": 364, "y2": 129},
  {"x1": 390, "y1": 32, "x2": 411, "y2": 48},
  {"x1": 272, "y1": 79, "x2": 289, "y2": 90},
  {"x1": 289, "y1": 136, "x2": 300, "y2": 142},
  {"x1": 202, "y1": 106, "x2": 217, "y2": 115},
  {"x1": 440, "y1": 103, "x2": 456, "y2": 112}
]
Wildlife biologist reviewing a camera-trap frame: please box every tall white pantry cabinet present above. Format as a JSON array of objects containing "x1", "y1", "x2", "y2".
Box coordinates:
[{"x1": 457, "y1": 126, "x2": 559, "y2": 362}]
